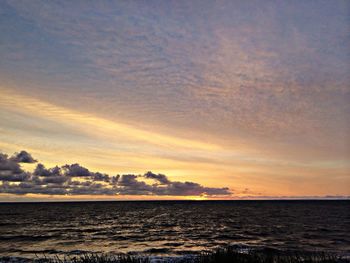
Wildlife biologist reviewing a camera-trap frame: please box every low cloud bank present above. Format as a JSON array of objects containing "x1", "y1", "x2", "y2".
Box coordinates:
[{"x1": 0, "y1": 151, "x2": 231, "y2": 197}]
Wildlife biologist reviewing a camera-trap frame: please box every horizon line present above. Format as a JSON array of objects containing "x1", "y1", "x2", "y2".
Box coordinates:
[{"x1": 1, "y1": 198, "x2": 349, "y2": 203}]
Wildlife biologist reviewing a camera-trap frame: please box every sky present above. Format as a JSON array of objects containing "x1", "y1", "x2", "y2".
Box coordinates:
[{"x1": 0, "y1": 0, "x2": 349, "y2": 201}]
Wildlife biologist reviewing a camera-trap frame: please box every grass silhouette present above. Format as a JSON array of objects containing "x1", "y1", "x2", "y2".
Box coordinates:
[{"x1": 33, "y1": 247, "x2": 349, "y2": 263}]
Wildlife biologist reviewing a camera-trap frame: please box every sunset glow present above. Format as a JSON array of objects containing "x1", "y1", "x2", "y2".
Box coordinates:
[{"x1": 0, "y1": 0, "x2": 349, "y2": 201}]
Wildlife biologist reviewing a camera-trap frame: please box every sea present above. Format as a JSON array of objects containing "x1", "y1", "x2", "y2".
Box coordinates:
[{"x1": 0, "y1": 200, "x2": 349, "y2": 261}]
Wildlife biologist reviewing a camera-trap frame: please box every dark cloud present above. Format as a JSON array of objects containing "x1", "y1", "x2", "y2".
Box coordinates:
[
  {"x1": 0, "y1": 153, "x2": 23, "y2": 174},
  {"x1": 144, "y1": 171, "x2": 170, "y2": 185},
  {"x1": 0, "y1": 171, "x2": 31, "y2": 182},
  {"x1": 119, "y1": 174, "x2": 139, "y2": 186},
  {"x1": 10, "y1": 151, "x2": 37, "y2": 163},
  {"x1": 34, "y1": 163, "x2": 61, "y2": 177},
  {"x1": 62, "y1": 163, "x2": 91, "y2": 177},
  {"x1": 110, "y1": 175, "x2": 120, "y2": 185},
  {"x1": 12, "y1": 183, "x2": 68, "y2": 195},
  {"x1": 0, "y1": 153, "x2": 30, "y2": 182},
  {"x1": 118, "y1": 174, "x2": 154, "y2": 195},
  {"x1": 92, "y1": 172, "x2": 110, "y2": 182},
  {"x1": 69, "y1": 183, "x2": 115, "y2": 195},
  {"x1": 152, "y1": 181, "x2": 230, "y2": 196},
  {"x1": 0, "y1": 150, "x2": 232, "y2": 197},
  {"x1": 41, "y1": 175, "x2": 69, "y2": 184}
]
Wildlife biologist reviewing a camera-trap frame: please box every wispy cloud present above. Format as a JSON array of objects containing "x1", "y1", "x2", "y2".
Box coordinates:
[
  {"x1": 0, "y1": 88, "x2": 220, "y2": 151},
  {"x1": 0, "y1": 1, "x2": 349, "y2": 198}
]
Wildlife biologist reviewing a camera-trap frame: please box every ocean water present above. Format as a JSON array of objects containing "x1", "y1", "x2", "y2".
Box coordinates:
[{"x1": 0, "y1": 200, "x2": 349, "y2": 260}]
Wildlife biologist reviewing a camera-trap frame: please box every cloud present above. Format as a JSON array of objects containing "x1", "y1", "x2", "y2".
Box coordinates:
[
  {"x1": 0, "y1": 153, "x2": 23, "y2": 174},
  {"x1": 144, "y1": 171, "x2": 170, "y2": 185},
  {"x1": 0, "y1": 150, "x2": 232, "y2": 197},
  {"x1": 0, "y1": 171, "x2": 31, "y2": 182},
  {"x1": 2, "y1": 181, "x2": 68, "y2": 195},
  {"x1": 91, "y1": 172, "x2": 110, "y2": 182},
  {"x1": 117, "y1": 174, "x2": 154, "y2": 195},
  {"x1": 62, "y1": 163, "x2": 91, "y2": 177},
  {"x1": 0, "y1": 153, "x2": 30, "y2": 182},
  {"x1": 141, "y1": 172, "x2": 229, "y2": 196},
  {"x1": 151, "y1": 181, "x2": 230, "y2": 196},
  {"x1": 34, "y1": 163, "x2": 61, "y2": 177},
  {"x1": 41, "y1": 175, "x2": 69, "y2": 185},
  {"x1": 10, "y1": 150, "x2": 37, "y2": 163}
]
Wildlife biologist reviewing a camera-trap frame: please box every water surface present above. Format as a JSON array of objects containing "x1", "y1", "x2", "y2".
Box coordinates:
[{"x1": 0, "y1": 200, "x2": 349, "y2": 259}]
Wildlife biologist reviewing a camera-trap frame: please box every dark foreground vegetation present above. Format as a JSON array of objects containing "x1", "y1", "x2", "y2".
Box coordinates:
[
  {"x1": 27, "y1": 247, "x2": 349, "y2": 263},
  {"x1": 193, "y1": 247, "x2": 349, "y2": 263},
  {"x1": 1, "y1": 248, "x2": 348, "y2": 263}
]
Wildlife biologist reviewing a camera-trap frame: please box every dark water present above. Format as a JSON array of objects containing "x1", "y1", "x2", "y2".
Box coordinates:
[{"x1": 0, "y1": 200, "x2": 349, "y2": 259}]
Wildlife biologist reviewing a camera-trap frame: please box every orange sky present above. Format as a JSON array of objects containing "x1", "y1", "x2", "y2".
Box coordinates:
[{"x1": 0, "y1": 1, "x2": 349, "y2": 200}]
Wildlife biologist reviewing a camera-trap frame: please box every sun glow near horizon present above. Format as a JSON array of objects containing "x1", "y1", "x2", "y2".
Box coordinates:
[{"x1": 1, "y1": 81, "x2": 349, "y2": 200}]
